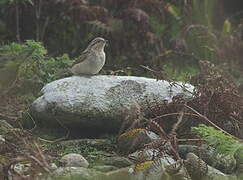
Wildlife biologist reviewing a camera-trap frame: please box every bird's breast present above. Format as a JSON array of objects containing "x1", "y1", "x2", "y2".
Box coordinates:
[
  {"x1": 71, "y1": 50, "x2": 105, "y2": 75},
  {"x1": 92, "y1": 51, "x2": 105, "y2": 64}
]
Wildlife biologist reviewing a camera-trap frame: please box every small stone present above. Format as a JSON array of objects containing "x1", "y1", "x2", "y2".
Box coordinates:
[
  {"x1": 14, "y1": 163, "x2": 31, "y2": 175},
  {"x1": 49, "y1": 163, "x2": 58, "y2": 170},
  {"x1": 60, "y1": 153, "x2": 89, "y2": 168}
]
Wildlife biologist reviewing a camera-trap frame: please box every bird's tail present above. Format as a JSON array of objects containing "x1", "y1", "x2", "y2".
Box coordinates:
[{"x1": 54, "y1": 68, "x2": 73, "y2": 79}]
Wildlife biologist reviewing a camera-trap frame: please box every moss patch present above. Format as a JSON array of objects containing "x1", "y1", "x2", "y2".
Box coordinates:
[
  {"x1": 44, "y1": 138, "x2": 117, "y2": 167},
  {"x1": 131, "y1": 161, "x2": 154, "y2": 172}
]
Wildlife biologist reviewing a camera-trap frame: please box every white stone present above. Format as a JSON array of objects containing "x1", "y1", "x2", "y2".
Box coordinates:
[
  {"x1": 31, "y1": 75, "x2": 193, "y2": 133},
  {"x1": 60, "y1": 153, "x2": 89, "y2": 168}
]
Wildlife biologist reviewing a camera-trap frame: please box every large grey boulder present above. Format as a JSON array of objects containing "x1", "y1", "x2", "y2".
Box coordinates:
[{"x1": 30, "y1": 75, "x2": 193, "y2": 134}]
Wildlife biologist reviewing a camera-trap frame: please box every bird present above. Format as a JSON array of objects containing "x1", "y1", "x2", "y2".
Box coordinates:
[{"x1": 70, "y1": 37, "x2": 108, "y2": 75}]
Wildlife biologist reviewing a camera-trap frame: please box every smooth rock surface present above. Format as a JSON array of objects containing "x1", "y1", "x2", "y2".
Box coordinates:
[
  {"x1": 60, "y1": 153, "x2": 89, "y2": 167},
  {"x1": 31, "y1": 75, "x2": 193, "y2": 133},
  {"x1": 50, "y1": 167, "x2": 105, "y2": 179}
]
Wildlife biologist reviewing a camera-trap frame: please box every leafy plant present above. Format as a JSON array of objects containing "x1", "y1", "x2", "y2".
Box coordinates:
[
  {"x1": 40, "y1": 54, "x2": 73, "y2": 82},
  {"x1": 0, "y1": 40, "x2": 74, "y2": 95},
  {"x1": 192, "y1": 124, "x2": 243, "y2": 156}
]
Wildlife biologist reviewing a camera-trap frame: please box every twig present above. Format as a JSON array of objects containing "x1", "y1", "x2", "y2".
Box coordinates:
[
  {"x1": 35, "y1": 0, "x2": 42, "y2": 41},
  {"x1": 26, "y1": 111, "x2": 37, "y2": 131},
  {"x1": 41, "y1": 16, "x2": 50, "y2": 41},
  {"x1": 229, "y1": 115, "x2": 243, "y2": 125},
  {"x1": 150, "y1": 112, "x2": 202, "y2": 122},
  {"x1": 34, "y1": 142, "x2": 50, "y2": 171},
  {"x1": 178, "y1": 138, "x2": 205, "y2": 142},
  {"x1": 0, "y1": 112, "x2": 18, "y2": 121},
  {"x1": 184, "y1": 104, "x2": 240, "y2": 140},
  {"x1": 148, "y1": 120, "x2": 181, "y2": 160},
  {"x1": 53, "y1": 116, "x2": 70, "y2": 141},
  {"x1": 149, "y1": 120, "x2": 168, "y2": 140},
  {"x1": 169, "y1": 81, "x2": 194, "y2": 95},
  {"x1": 140, "y1": 65, "x2": 163, "y2": 75},
  {"x1": 15, "y1": 3, "x2": 20, "y2": 42},
  {"x1": 140, "y1": 65, "x2": 194, "y2": 95},
  {"x1": 29, "y1": 155, "x2": 50, "y2": 173},
  {"x1": 38, "y1": 116, "x2": 70, "y2": 143},
  {"x1": 170, "y1": 108, "x2": 185, "y2": 135}
]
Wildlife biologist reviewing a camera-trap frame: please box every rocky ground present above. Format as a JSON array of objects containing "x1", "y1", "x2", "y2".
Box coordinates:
[{"x1": 0, "y1": 75, "x2": 243, "y2": 180}]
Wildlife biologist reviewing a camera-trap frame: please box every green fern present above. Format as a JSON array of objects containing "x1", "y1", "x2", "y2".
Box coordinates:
[
  {"x1": 0, "y1": 40, "x2": 74, "y2": 93},
  {"x1": 192, "y1": 124, "x2": 243, "y2": 156}
]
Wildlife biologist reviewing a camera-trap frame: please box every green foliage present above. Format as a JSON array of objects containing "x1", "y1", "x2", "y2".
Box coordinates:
[
  {"x1": 222, "y1": 19, "x2": 231, "y2": 35},
  {"x1": 0, "y1": 0, "x2": 242, "y2": 82},
  {"x1": 45, "y1": 139, "x2": 116, "y2": 167},
  {"x1": 166, "y1": 3, "x2": 181, "y2": 21},
  {"x1": 149, "y1": 16, "x2": 166, "y2": 38},
  {"x1": 47, "y1": 143, "x2": 100, "y2": 157},
  {"x1": 192, "y1": 124, "x2": 243, "y2": 156},
  {"x1": 41, "y1": 54, "x2": 73, "y2": 82},
  {"x1": 0, "y1": 40, "x2": 74, "y2": 94},
  {"x1": 164, "y1": 63, "x2": 199, "y2": 81}
]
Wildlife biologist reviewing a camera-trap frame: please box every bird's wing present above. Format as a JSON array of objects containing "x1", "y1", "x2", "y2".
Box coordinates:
[{"x1": 72, "y1": 50, "x2": 89, "y2": 66}]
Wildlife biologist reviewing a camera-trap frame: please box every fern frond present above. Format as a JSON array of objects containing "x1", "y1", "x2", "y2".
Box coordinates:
[{"x1": 192, "y1": 124, "x2": 243, "y2": 156}]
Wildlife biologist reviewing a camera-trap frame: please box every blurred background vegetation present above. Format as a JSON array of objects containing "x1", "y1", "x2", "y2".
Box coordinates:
[{"x1": 0, "y1": 0, "x2": 243, "y2": 93}]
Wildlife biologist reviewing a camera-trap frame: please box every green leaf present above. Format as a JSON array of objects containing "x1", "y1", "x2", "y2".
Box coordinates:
[
  {"x1": 222, "y1": 19, "x2": 231, "y2": 35},
  {"x1": 166, "y1": 3, "x2": 181, "y2": 20}
]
